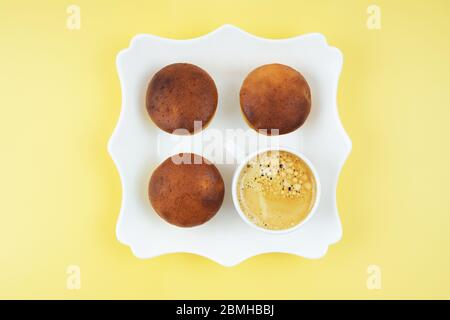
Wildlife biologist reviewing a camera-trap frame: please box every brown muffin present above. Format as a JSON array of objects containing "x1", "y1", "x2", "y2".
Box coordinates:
[
  {"x1": 240, "y1": 63, "x2": 311, "y2": 135},
  {"x1": 148, "y1": 153, "x2": 225, "y2": 227},
  {"x1": 146, "y1": 63, "x2": 218, "y2": 135}
]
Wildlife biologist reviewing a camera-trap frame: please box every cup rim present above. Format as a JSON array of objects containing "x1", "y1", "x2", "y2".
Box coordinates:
[{"x1": 231, "y1": 147, "x2": 321, "y2": 234}]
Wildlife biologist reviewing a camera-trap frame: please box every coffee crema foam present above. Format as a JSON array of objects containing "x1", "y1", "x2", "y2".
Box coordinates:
[{"x1": 236, "y1": 151, "x2": 316, "y2": 230}]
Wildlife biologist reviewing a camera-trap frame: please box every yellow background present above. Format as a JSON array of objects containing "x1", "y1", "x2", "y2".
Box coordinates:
[{"x1": 1, "y1": 0, "x2": 449, "y2": 299}]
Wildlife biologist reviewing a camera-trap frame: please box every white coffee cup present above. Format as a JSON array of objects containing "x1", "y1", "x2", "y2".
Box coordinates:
[{"x1": 231, "y1": 147, "x2": 321, "y2": 234}]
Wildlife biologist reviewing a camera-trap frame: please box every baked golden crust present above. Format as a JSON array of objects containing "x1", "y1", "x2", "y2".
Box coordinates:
[
  {"x1": 240, "y1": 63, "x2": 311, "y2": 135},
  {"x1": 146, "y1": 63, "x2": 218, "y2": 134},
  {"x1": 148, "y1": 153, "x2": 225, "y2": 227}
]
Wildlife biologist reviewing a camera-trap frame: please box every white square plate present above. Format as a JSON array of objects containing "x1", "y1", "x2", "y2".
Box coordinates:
[{"x1": 109, "y1": 25, "x2": 351, "y2": 266}]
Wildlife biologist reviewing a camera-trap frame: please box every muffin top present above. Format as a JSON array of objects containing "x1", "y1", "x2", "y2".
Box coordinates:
[
  {"x1": 148, "y1": 153, "x2": 225, "y2": 227},
  {"x1": 240, "y1": 63, "x2": 311, "y2": 135},
  {"x1": 146, "y1": 63, "x2": 218, "y2": 134}
]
